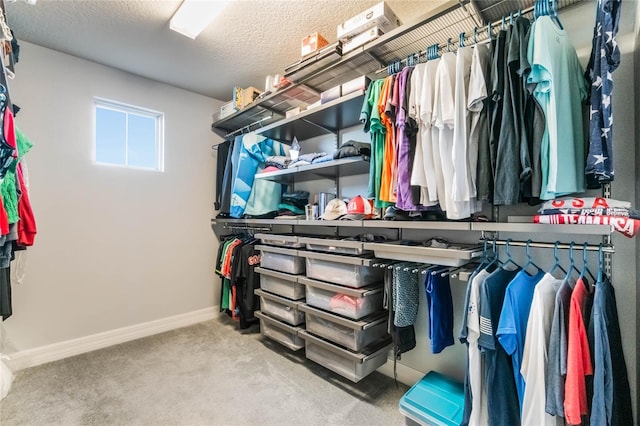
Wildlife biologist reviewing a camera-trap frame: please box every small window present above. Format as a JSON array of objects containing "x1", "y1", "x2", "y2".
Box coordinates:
[{"x1": 93, "y1": 98, "x2": 164, "y2": 171}]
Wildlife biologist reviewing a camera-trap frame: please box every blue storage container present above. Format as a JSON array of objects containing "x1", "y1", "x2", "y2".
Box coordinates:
[{"x1": 399, "y1": 371, "x2": 464, "y2": 426}]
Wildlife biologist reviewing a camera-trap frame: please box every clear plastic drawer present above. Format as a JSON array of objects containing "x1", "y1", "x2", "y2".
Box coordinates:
[
  {"x1": 255, "y1": 289, "x2": 304, "y2": 326},
  {"x1": 299, "y1": 330, "x2": 392, "y2": 383},
  {"x1": 255, "y1": 311, "x2": 304, "y2": 351},
  {"x1": 257, "y1": 245, "x2": 305, "y2": 275},
  {"x1": 299, "y1": 251, "x2": 382, "y2": 288},
  {"x1": 300, "y1": 304, "x2": 389, "y2": 352},
  {"x1": 255, "y1": 233, "x2": 303, "y2": 248},
  {"x1": 256, "y1": 267, "x2": 305, "y2": 300},
  {"x1": 299, "y1": 277, "x2": 383, "y2": 320}
]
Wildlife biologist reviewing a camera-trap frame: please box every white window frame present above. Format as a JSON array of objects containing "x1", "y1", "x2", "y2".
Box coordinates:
[{"x1": 93, "y1": 97, "x2": 165, "y2": 172}]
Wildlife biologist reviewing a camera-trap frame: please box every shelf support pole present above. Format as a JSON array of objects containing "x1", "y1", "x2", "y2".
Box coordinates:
[{"x1": 603, "y1": 182, "x2": 613, "y2": 278}]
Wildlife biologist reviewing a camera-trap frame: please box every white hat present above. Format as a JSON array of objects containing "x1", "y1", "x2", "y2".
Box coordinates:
[{"x1": 321, "y1": 199, "x2": 348, "y2": 220}]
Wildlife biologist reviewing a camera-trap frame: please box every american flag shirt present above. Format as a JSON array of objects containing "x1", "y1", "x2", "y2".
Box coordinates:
[{"x1": 585, "y1": 0, "x2": 622, "y2": 188}]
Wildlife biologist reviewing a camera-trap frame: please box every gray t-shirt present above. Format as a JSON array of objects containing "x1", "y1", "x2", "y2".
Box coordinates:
[
  {"x1": 545, "y1": 279, "x2": 574, "y2": 417},
  {"x1": 494, "y1": 17, "x2": 531, "y2": 205}
]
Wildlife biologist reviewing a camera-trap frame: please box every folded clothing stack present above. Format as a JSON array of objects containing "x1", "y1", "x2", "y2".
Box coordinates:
[
  {"x1": 288, "y1": 152, "x2": 327, "y2": 168},
  {"x1": 265, "y1": 155, "x2": 291, "y2": 169},
  {"x1": 277, "y1": 190, "x2": 310, "y2": 217},
  {"x1": 383, "y1": 205, "x2": 447, "y2": 221},
  {"x1": 534, "y1": 196, "x2": 640, "y2": 238},
  {"x1": 333, "y1": 140, "x2": 371, "y2": 160}
]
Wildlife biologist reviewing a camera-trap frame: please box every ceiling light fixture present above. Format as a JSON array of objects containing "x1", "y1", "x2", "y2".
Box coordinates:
[{"x1": 170, "y1": 0, "x2": 231, "y2": 39}]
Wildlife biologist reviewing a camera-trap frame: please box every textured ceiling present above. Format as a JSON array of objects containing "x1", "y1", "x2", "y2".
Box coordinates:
[
  {"x1": 6, "y1": 0, "x2": 583, "y2": 101},
  {"x1": 6, "y1": 0, "x2": 454, "y2": 100}
]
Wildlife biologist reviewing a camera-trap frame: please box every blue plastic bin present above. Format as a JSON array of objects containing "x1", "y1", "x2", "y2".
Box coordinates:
[{"x1": 399, "y1": 371, "x2": 465, "y2": 426}]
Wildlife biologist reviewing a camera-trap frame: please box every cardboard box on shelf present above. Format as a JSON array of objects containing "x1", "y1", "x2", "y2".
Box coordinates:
[
  {"x1": 285, "y1": 107, "x2": 302, "y2": 118},
  {"x1": 341, "y1": 76, "x2": 371, "y2": 96},
  {"x1": 342, "y1": 26, "x2": 383, "y2": 54},
  {"x1": 320, "y1": 86, "x2": 341, "y2": 105},
  {"x1": 233, "y1": 86, "x2": 263, "y2": 110},
  {"x1": 337, "y1": 1, "x2": 401, "y2": 41},
  {"x1": 301, "y1": 32, "x2": 329, "y2": 57}
]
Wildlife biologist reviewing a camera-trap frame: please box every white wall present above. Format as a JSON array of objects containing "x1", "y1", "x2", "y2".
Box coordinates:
[{"x1": 2, "y1": 42, "x2": 222, "y2": 352}]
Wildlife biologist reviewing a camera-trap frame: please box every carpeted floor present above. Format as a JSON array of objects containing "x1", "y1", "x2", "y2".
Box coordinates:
[{"x1": 1, "y1": 314, "x2": 409, "y2": 425}]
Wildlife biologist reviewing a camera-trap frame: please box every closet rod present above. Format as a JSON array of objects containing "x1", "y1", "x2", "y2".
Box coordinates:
[
  {"x1": 223, "y1": 114, "x2": 273, "y2": 140},
  {"x1": 375, "y1": 4, "x2": 535, "y2": 75},
  {"x1": 480, "y1": 238, "x2": 615, "y2": 253},
  {"x1": 224, "y1": 224, "x2": 272, "y2": 232}
]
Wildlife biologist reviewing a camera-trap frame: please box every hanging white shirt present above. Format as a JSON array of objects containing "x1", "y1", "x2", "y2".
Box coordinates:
[
  {"x1": 521, "y1": 272, "x2": 562, "y2": 426},
  {"x1": 409, "y1": 62, "x2": 430, "y2": 204},
  {"x1": 467, "y1": 269, "x2": 490, "y2": 426},
  {"x1": 421, "y1": 59, "x2": 443, "y2": 205},
  {"x1": 433, "y1": 52, "x2": 458, "y2": 217},
  {"x1": 451, "y1": 46, "x2": 474, "y2": 219}
]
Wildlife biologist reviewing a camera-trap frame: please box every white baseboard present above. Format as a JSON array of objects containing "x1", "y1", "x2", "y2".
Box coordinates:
[
  {"x1": 377, "y1": 358, "x2": 426, "y2": 387},
  {"x1": 5, "y1": 307, "x2": 217, "y2": 371}
]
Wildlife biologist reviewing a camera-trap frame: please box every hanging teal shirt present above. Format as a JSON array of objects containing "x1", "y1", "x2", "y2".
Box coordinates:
[
  {"x1": 527, "y1": 17, "x2": 588, "y2": 200},
  {"x1": 360, "y1": 79, "x2": 387, "y2": 208}
]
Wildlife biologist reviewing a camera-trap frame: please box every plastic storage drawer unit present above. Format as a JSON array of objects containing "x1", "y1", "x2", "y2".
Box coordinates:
[
  {"x1": 299, "y1": 251, "x2": 382, "y2": 288},
  {"x1": 300, "y1": 304, "x2": 389, "y2": 352},
  {"x1": 255, "y1": 289, "x2": 305, "y2": 326},
  {"x1": 256, "y1": 267, "x2": 305, "y2": 300},
  {"x1": 257, "y1": 245, "x2": 305, "y2": 275},
  {"x1": 255, "y1": 233, "x2": 303, "y2": 248},
  {"x1": 255, "y1": 311, "x2": 304, "y2": 351},
  {"x1": 299, "y1": 330, "x2": 391, "y2": 383},
  {"x1": 399, "y1": 371, "x2": 465, "y2": 426},
  {"x1": 299, "y1": 277, "x2": 383, "y2": 320}
]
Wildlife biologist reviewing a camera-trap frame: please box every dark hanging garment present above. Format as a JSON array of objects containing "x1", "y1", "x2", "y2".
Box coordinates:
[
  {"x1": 485, "y1": 30, "x2": 508, "y2": 204},
  {"x1": 588, "y1": 277, "x2": 633, "y2": 426},
  {"x1": 217, "y1": 138, "x2": 235, "y2": 218},
  {"x1": 475, "y1": 40, "x2": 495, "y2": 204},
  {"x1": 522, "y1": 15, "x2": 546, "y2": 206},
  {"x1": 233, "y1": 242, "x2": 261, "y2": 329},
  {"x1": 494, "y1": 18, "x2": 531, "y2": 205},
  {"x1": 214, "y1": 140, "x2": 230, "y2": 211},
  {"x1": 0, "y1": 266, "x2": 11, "y2": 320},
  {"x1": 584, "y1": 0, "x2": 622, "y2": 188}
]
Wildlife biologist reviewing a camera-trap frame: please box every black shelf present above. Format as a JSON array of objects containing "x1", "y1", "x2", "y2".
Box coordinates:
[
  {"x1": 254, "y1": 157, "x2": 369, "y2": 183},
  {"x1": 255, "y1": 90, "x2": 365, "y2": 142},
  {"x1": 211, "y1": 84, "x2": 319, "y2": 137}
]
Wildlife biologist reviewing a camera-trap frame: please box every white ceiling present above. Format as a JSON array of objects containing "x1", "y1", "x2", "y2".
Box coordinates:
[{"x1": 5, "y1": 0, "x2": 453, "y2": 101}]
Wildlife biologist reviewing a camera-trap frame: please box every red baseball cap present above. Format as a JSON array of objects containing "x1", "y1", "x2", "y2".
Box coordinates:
[{"x1": 341, "y1": 196, "x2": 374, "y2": 220}]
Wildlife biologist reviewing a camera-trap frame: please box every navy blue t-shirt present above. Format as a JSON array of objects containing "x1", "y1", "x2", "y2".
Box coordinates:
[
  {"x1": 425, "y1": 272, "x2": 455, "y2": 354},
  {"x1": 478, "y1": 267, "x2": 521, "y2": 426}
]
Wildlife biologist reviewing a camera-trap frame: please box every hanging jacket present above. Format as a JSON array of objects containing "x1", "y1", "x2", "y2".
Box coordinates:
[
  {"x1": 214, "y1": 140, "x2": 231, "y2": 211},
  {"x1": 229, "y1": 133, "x2": 287, "y2": 218}
]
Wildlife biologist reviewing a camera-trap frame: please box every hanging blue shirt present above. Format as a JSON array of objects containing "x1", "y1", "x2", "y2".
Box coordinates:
[
  {"x1": 585, "y1": 0, "x2": 622, "y2": 188},
  {"x1": 496, "y1": 269, "x2": 545, "y2": 411},
  {"x1": 425, "y1": 271, "x2": 454, "y2": 354}
]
